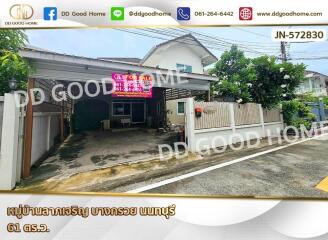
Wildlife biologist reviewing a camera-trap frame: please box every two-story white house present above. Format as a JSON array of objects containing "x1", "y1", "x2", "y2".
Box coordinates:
[
  {"x1": 140, "y1": 34, "x2": 216, "y2": 74},
  {"x1": 21, "y1": 34, "x2": 217, "y2": 131},
  {"x1": 296, "y1": 70, "x2": 328, "y2": 97},
  {"x1": 139, "y1": 34, "x2": 218, "y2": 126}
]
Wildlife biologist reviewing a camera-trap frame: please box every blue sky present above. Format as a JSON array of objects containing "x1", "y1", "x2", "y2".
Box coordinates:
[{"x1": 26, "y1": 26, "x2": 328, "y2": 74}]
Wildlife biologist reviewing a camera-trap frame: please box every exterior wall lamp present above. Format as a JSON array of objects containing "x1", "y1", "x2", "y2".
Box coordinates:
[{"x1": 9, "y1": 77, "x2": 17, "y2": 93}]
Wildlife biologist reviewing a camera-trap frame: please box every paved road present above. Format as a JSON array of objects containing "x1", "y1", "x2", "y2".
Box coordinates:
[{"x1": 144, "y1": 137, "x2": 328, "y2": 198}]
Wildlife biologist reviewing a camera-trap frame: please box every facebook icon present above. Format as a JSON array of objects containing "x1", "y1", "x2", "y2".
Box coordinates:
[{"x1": 44, "y1": 7, "x2": 57, "y2": 21}]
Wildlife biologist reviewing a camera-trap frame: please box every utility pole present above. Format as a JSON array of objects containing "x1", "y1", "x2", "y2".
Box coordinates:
[{"x1": 280, "y1": 41, "x2": 287, "y2": 62}]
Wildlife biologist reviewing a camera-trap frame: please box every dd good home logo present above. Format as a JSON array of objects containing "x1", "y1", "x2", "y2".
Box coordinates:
[{"x1": 9, "y1": 4, "x2": 34, "y2": 20}]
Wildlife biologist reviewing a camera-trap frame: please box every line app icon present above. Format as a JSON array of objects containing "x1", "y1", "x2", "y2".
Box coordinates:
[{"x1": 111, "y1": 7, "x2": 124, "y2": 21}]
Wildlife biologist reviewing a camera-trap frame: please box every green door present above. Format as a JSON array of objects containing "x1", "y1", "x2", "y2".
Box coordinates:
[{"x1": 74, "y1": 99, "x2": 109, "y2": 131}]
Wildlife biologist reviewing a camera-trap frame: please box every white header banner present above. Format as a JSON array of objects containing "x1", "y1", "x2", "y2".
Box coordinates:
[{"x1": 0, "y1": 0, "x2": 328, "y2": 28}]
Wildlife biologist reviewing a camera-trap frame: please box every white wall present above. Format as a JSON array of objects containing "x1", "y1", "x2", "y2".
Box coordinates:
[
  {"x1": 0, "y1": 94, "x2": 61, "y2": 189},
  {"x1": 0, "y1": 94, "x2": 21, "y2": 190},
  {"x1": 143, "y1": 44, "x2": 204, "y2": 74},
  {"x1": 192, "y1": 123, "x2": 283, "y2": 152},
  {"x1": 0, "y1": 97, "x2": 4, "y2": 147},
  {"x1": 31, "y1": 112, "x2": 60, "y2": 166}
]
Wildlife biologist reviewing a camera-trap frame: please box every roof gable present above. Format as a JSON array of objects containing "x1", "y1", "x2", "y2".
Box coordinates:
[{"x1": 140, "y1": 34, "x2": 218, "y2": 67}]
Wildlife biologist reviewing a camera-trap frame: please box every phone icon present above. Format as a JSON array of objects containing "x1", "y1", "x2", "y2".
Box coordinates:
[{"x1": 177, "y1": 7, "x2": 190, "y2": 20}]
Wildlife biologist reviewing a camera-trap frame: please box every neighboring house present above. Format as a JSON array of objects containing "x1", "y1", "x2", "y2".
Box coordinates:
[{"x1": 296, "y1": 70, "x2": 328, "y2": 96}]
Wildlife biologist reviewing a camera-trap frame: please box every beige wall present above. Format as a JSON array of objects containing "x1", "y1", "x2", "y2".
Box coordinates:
[{"x1": 166, "y1": 99, "x2": 186, "y2": 125}]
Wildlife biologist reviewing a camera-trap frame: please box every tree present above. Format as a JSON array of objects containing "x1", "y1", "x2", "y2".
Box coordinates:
[
  {"x1": 209, "y1": 45, "x2": 255, "y2": 103},
  {"x1": 0, "y1": 30, "x2": 30, "y2": 95},
  {"x1": 250, "y1": 56, "x2": 305, "y2": 108},
  {"x1": 209, "y1": 46, "x2": 306, "y2": 108}
]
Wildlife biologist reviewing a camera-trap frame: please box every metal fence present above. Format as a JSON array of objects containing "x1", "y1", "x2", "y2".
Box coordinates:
[{"x1": 306, "y1": 102, "x2": 326, "y2": 122}]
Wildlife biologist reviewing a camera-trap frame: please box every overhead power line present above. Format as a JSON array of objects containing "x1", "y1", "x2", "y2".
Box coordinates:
[
  {"x1": 115, "y1": 28, "x2": 281, "y2": 57},
  {"x1": 114, "y1": 28, "x2": 327, "y2": 61},
  {"x1": 290, "y1": 57, "x2": 328, "y2": 60},
  {"x1": 234, "y1": 27, "x2": 272, "y2": 39},
  {"x1": 175, "y1": 28, "x2": 278, "y2": 48}
]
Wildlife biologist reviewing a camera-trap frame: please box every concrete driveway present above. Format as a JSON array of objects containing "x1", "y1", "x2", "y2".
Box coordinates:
[
  {"x1": 143, "y1": 136, "x2": 328, "y2": 198},
  {"x1": 18, "y1": 129, "x2": 176, "y2": 184}
]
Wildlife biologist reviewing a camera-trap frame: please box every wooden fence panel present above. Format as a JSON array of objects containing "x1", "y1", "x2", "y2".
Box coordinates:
[
  {"x1": 263, "y1": 108, "x2": 281, "y2": 123},
  {"x1": 234, "y1": 103, "x2": 260, "y2": 126},
  {"x1": 194, "y1": 102, "x2": 230, "y2": 129}
]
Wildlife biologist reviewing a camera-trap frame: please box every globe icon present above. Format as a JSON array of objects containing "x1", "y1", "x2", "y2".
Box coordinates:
[{"x1": 240, "y1": 8, "x2": 252, "y2": 20}]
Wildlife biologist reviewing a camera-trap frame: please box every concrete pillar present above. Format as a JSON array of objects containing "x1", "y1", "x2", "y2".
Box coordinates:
[
  {"x1": 16, "y1": 110, "x2": 25, "y2": 184},
  {"x1": 0, "y1": 93, "x2": 21, "y2": 190},
  {"x1": 259, "y1": 104, "x2": 265, "y2": 137},
  {"x1": 185, "y1": 98, "x2": 196, "y2": 152},
  {"x1": 229, "y1": 104, "x2": 236, "y2": 133},
  {"x1": 47, "y1": 115, "x2": 52, "y2": 151}
]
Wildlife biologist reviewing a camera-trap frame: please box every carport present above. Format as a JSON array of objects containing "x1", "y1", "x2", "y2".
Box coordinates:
[
  {"x1": 19, "y1": 47, "x2": 216, "y2": 179},
  {"x1": 18, "y1": 129, "x2": 177, "y2": 184}
]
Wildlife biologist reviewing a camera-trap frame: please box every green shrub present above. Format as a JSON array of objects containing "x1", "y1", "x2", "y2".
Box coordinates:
[
  {"x1": 282, "y1": 99, "x2": 316, "y2": 129},
  {"x1": 291, "y1": 118, "x2": 311, "y2": 129},
  {"x1": 297, "y1": 92, "x2": 319, "y2": 102},
  {"x1": 323, "y1": 96, "x2": 328, "y2": 109},
  {"x1": 282, "y1": 100, "x2": 298, "y2": 126}
]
